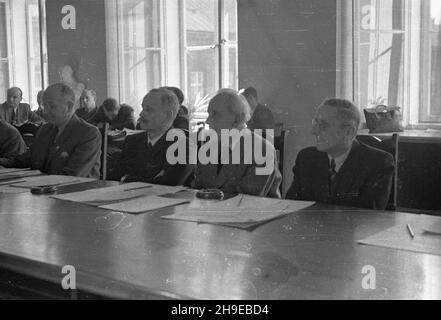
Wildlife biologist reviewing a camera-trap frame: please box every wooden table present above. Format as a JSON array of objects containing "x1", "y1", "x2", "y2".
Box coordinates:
[{"x1": 0, "y1": 181, "x2": 440, "y2": 299}]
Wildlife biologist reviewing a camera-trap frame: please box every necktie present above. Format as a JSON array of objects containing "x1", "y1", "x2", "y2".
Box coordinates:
[
  {"x1": 328, "y1": 158, "x2": 337, "y2": 184},
  {"x1": 11, "y1": 109, "x2": 16, "y2": 125}
]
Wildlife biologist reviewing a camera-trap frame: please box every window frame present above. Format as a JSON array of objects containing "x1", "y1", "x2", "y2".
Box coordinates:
[{"x1": 0, "y1": 0, "x2": 13, "y2": 102}]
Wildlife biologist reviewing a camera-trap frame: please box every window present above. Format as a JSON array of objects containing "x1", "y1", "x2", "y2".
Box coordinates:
[
  {"x1": 0, "y1": 0, "x2": 10, "y2": 103},
  {"x1": 182, "y1": 0, "x2": 238, "y2": 127},
  {"x1": 339, "y1": 0, "x2": 441, "y2": 126},
  {"x1": 117, "y1": 0, "x2": 164, "y2": 114},
  {"x1": 0, "y1": 0, "x2": 47, "y2": 108}
]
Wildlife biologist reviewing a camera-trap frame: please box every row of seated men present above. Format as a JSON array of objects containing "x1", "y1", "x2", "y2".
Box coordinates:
[{"x1": 0, "y1": 83, "x2": 394, "y2": 210}]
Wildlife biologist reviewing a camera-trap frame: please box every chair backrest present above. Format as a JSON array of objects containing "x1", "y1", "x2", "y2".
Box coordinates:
[
  {"x1": 274, "y1": 122, "x2": 286, "y2": 194},
  {"x1": 356, "y1": 133, "x2": 399, "y2": 210},
  {"x1": 100, "y1": 123, "x2": 109, "y2": 181}
]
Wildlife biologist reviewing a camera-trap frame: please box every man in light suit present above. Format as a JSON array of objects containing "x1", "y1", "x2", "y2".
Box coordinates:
[
  {"x1": 193, "y1": 89, "x2": 281, "y2": 197},
  {"x1": 108, "y1": 88, "x2": 195, "y2": 185},
  {"x1": 0, "y1": 87, "x2": 43, "y2": 126},
  {"x1": 286, "y1": 98, "x2": 394, "y2": 210},
  {"x1": 0, "y1": 83, "x2": 101, "y2": 178},
  {"x1": 0, "y1": 119, "x2": 27, "y2": 157}
]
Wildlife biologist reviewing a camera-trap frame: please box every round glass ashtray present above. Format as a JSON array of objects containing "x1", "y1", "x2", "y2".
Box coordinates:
[{"x1": 196, "y1": 189, "x2": 224, "y2": 200}]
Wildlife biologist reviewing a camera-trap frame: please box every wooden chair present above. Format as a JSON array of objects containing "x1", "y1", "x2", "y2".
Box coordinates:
[{"x1": 356, "y1": 133, "x2": 399, "y2": 210}]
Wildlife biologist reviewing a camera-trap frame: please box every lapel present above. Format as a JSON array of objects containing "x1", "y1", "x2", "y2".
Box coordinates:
[
  {"x1": 147, "y1": 129, "x2": 171, "y2": 159},
  {"x1": 313, "y1": 151, "x2": 332, "y2": 197},
  {"x1": 331, "y1": 141, "x2": 362, "y2": 196}
]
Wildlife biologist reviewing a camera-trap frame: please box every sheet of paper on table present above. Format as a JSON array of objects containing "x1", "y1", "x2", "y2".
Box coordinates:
[
  {"x1": 99, "y1": 195, "x2": 190, "y2": 214},
  {"x1": 9, "y1": 175, "x2": 96, "y2": 189},
  {"x1": 0, "y1": 170, "x2": 42, "y2": 182},
  {"x1": 0, "y1": 185, "x2": 29, "y2": 194},
  {"x1": 162, "y1": 195, "x2": 315, "y2": 229},
  {"x1": 52, "y1": 183, "x2": 186, "y2": 206},
  {"x1": 358, "y1": 215, "x2": 441, "y2": 256}
]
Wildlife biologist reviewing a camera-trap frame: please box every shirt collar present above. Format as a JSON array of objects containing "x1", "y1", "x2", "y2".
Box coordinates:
[
  {"x1": 147, "y1": 128, "x2": 170, "y2": 147},
  {"x1": 327, "y1": 148, "x2": 351, "y2": 173}
]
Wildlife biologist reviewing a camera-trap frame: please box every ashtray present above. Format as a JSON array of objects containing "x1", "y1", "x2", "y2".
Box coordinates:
[
  {"x1": 196, "y1": 189, "x2": 224, "y2": 200},
  {"x1": 30, "y1": 186, "x2": 58, "y2": 195}
]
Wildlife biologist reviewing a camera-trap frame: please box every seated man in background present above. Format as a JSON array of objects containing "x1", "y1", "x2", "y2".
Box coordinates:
[
  {"x1": 91, "y1": 98, "x2": 136, "y2": 130},
  {"x1": 241, "y1": 86, "x2": 275, "y2": 131},
  {"x1": 76, "y1": 89, "x2": 98, "y2": 123},
  {"x1": 34, "y1": 90, "x2": 46, "y2": 121},
  {"x1": 0, "y1": 119, "x2": 27, "y2": 157},
  {"x1": 0, "y1": 87, "x2": 43, "y2": 127},
  {"x1": 286, "y1": 98, "x2": 394, "y2": 210},
  {"x1": 164, "y1": 86, "x2": 189, "y2": 131},
  {"x1": 0, "y1": 83, "x2": 101, "y2": 178},
  {"x1": 193, "y1": 89, "x2": 281, "y2": 197},
  {"x1": 108, "y1": 88, "x2": 195, "y2": 185}
]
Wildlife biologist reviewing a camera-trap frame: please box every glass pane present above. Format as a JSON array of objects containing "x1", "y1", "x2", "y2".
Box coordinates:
[
  {"x1": 185, "y1": 0, "x2": 218, "y2": 46},
  {"x1": 0, "y1": 2, "x2": 8, "y2": 59},
  {"x1": 358, "y1": 0, "x2": 405, "y2": 31},
  {"x1": 429, "y1": 0, "x2": 441, "y2": 116},
  {"x1": 122, "y1": 49, "x2": 161, "y2": 115},
  {"x1": 121, "y1": 0, "x2": 161, "y2": 49},
  {"x1": 357, "y1": 32, "x2": 405, "y2": 109},
  {"x1": 0, "y1": 61, "x2": 9, "y2": 103},
  {"x1": 224, "y1": 0, "x2": 237, "y2": 42},
  {"x1": 27, "y1": 0, "x2": 42, "y2": 108},
  {"x1": 222, "y1": 46, "x2": 237, "y2": 89},
  {"x1": 187, "y1": 49, "x2": 218, "y2": 122}
]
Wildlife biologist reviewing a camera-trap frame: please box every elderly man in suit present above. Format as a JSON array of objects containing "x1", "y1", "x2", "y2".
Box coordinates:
[
  {"x1": 0, "y1": 87, "x2": 43, "y2": 126},
  {"x1": 286, "y1": 98, "x2": 394, "y2": 210},
  {"x1": 0, "y1": 83, "x2": 101, "y2": 178},
  {"x1": 76, "y1": 89, "x2": 99, "y2": 123},
  {"x1": 193, "y1": 89, "x2": 281, "y2": 197},
  {"x1": 108, "y1": 88, "x2": 195, "y2": 185},
  {"x1": 241, "y1": 86, "x2": 275, "y2": 131},
  {"x1": 0, "y1": 119, "x2": 27, "y2": 157}
]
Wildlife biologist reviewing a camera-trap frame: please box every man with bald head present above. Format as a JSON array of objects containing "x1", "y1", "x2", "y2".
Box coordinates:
[
  {"x1": 0, "y1": 87, "x2": 43, "y2": 126},
  {"x1": 286, "y1": 98, "x2": 394, "y2": 210},
  {"x1": 108, "y1": 88, "x2": 195, "y2": 185},
  {"x1": 193, "y1": 89, "x2": 281, "y2": 197},
  {"x1": 0, "y1": 83, "x2": 101, "y2": 178}
]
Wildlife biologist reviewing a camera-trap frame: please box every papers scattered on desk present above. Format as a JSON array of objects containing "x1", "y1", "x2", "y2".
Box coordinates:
[
  {"x1": 0, "y1": 185, "x2": 29, "y2": 194},
  {"x1": 99, "y1": 195, "x2": 189, "y2": 214},
  {"x1": 52, "y1": 183, "x2": 185, "y2": 206},
  {"x1": 162, "y1": 195, "x2": 315, "y2": 229},
  {"x1": 0, "y1": 169, "x2": 42, "y2": 182},
  {"x1": 10, "y1": 175, "x2": 95, "y2": 189},
  {"x1": 358, "y1": 216, "x2": 441, "y2": 256}
]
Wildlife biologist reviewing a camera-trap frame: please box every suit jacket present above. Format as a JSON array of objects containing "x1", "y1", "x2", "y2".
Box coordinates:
[
  {"x1": 247, "y1": 103, "x2": 275, "y2": 131},
  {"x1": 0, "y1": 102, "x2": 43, "y2": 126},
  {"x1": 91, "y1": 105, "x2": 136, "y2": 130},
  {"x1": 108, "y1": 128, "x2": 196, "y2": 186},
  {"x1": 286, "y1": 141, "x2": 394, "y2": 210},
  {"x1": 0, "y1": 114, "x2": 101, "y2": 178},
  {"x1": 75, "y1": 106, "x2": 98, "y2": 124},
  {"x1": 0, "y1": 120, "x2": 27, "y2": 157},
  {"x1": 193, "y1": 130, "x2": 281, "y2": 197},
  {"x1": 173, "y1": 106, "x2": 190, "y2": 130}
]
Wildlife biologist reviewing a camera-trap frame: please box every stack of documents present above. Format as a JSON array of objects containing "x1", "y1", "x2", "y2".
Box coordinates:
[
  {"x1": 52, "y1": 182, "x2": 185, "y2": 207},
  {"x1": 162, "y1": 195, "x2": 315, "y2": 229},
  {"x1": 0, "y1": 169, "x2": 42, "y2": 182},
  {"x1": 9, "y1": 175, "x2": 95, "y2": 189}
]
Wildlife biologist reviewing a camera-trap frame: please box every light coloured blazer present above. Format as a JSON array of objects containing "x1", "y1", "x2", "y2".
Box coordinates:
[{"x1": 1, "y1": 114, "x2": 101, "y2": 178}]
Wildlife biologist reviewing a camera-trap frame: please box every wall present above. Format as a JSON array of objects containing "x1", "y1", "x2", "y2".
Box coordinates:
[
  {"x1": 237, "y1": 0, "x2": 337, "y2": 194},
  {"x1": 46, "y1": 0, "x2": 107, "y2": 104}
]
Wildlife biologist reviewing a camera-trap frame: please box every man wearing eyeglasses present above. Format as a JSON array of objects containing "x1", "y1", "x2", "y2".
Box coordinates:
[{"x1": 285, "y1": 98, "x2": 394, "y2": 210}]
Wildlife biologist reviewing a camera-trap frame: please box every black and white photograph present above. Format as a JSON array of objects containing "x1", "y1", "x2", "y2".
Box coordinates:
[{"x1": 0, "y1": 0, "x2": 440, "y2": 302}]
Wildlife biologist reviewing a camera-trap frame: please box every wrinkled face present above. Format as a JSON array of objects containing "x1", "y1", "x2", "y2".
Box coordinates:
[
  {"x1": 206, "y1": 96, "x2": 237, "y2": 135},
  {"x1": 104, "y1": 106, "x2": 119, "y2": 121},
  {"x1": 7, "y1": 89, "x2": 22, "y2": 108},
  {"x1": 43, "y1": 88, "x2": 73, "y2": 126},
  {"x1": 311, "y1": 104, "x2": 354, "y2": 155},
  {"x1": 81, "y1": 91, "x2": 96, "y2": 110},
  {"x1": 139, "y1": 93, "x2": 170, "y2": 132}
]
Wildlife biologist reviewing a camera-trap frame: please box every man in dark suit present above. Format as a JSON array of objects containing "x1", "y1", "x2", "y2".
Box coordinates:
[
  {"x1": 76, "y1": 89, "x2": 99, "y2": 123},
  {"x1": 164, "y1": 87, "x2": 189, "y2": 131},
  {"x1": 286, "y1": 98, "x2": 394, "y2": 210},
  {"x1": 91, "y1": 98, "x2": 136, "y2": 130},
  {"x1": 193, "y1": 89, "x2": 281, "y2": 197},
  {"x1": 0, "y1": 87, "x2": 43, "y2": 126},
  {"x1": 241, "y1": 86, "x2": 275, "y2": 131},
  {"x1": 108, "y1": 88, "x2": 195, "y2": 186},
  {"x1": 0, "y1": 83, "x2": 101, "y2": 178},
  {"x1": 0, "y1": 119, "x2": 27, "y2": 157}
]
